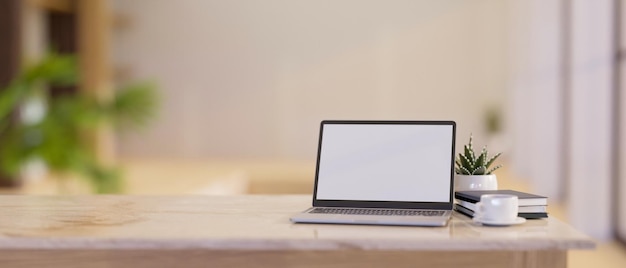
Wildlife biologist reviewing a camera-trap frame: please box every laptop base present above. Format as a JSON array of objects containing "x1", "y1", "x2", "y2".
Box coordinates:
[{"x1": 290, "y1": 207, "x2": 451, "y2": 227}]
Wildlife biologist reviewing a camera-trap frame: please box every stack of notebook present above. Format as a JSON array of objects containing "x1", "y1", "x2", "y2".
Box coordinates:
[{"x1": 454, "y1": 190, "x2": 548, "y2": 219}]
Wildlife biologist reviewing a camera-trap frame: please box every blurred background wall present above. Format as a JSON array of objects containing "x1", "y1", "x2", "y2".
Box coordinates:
[
  {"x1": 109, "y1": 0, "x2": 624, "y2": 240},
  {"x1": 2, "y1": 0, "x2": 625, "y2": 243},
  {"x1": 111, "y1": 0, "x2": 510, "y2": 160}
]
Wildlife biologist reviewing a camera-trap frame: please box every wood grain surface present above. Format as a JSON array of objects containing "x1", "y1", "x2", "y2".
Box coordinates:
[{"x1": 0, "y1": 195, "x2": 591, "y2": 267}]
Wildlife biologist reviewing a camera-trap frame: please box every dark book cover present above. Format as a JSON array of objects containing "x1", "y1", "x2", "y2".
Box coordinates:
[
  {"x1": 454, "y1": 204, "x2": 475, "y2": 218},
  {"x1": 454, "y1": 204, "x2": 548, "y2": 219},
  {"x1": 456, "y1": 199, "x2": 547, "y2": 213},
  {"x1": 455, "y1": 190, "x2": 548, "y2": 206}
]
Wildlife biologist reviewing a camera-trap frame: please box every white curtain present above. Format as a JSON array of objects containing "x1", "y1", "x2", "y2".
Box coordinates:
[
  {"x1": 508, "y1": 0, "x2": 564, "y2": 204},
  {"x1": 509, "y1": 0, "x2": 615, "y2": 240},
  {"x1": 617, "y1": 0, "x2": 626, "y2": 243}
]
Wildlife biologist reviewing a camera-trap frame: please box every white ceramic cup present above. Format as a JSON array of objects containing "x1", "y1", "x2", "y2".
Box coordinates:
[{"x1": 474, "y1": 194, "x2": 518, "y2": 223}]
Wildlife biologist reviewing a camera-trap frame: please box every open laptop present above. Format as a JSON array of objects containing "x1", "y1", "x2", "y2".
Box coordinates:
[{"x1": 290, "y1": 120, "x2": 456, "y2": 227}]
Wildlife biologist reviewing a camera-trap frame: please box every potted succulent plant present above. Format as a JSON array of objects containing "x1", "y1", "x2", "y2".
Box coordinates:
[{"x1": 454, "y1": 134, "x2": 502, "y2": 192}]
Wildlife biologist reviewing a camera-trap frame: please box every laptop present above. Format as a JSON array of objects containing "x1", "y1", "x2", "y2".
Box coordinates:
[{"x1": 290, "y1": 120, "x2": 456, "y2": 227}]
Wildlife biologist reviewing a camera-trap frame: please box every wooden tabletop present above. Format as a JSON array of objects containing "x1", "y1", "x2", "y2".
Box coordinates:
[{"x1": 0, "y1": 195, "x2": 595, "y2": 251}]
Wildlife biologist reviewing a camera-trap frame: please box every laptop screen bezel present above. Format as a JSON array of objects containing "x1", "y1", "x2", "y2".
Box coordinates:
[{"x1": 311, "y1": 120, "x2": 456, "y2": 210}]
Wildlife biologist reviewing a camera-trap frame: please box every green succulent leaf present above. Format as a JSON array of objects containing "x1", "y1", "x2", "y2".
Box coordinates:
[
  {"x1": 472, "y1": 166, "x2": 487, "y2": 175},
  {"x1": 468, "y1": 134, "x2": 475, "y2": 160},
  {"x1": 458, "y1": 154, "x2": 472, "y2": 171},
  {"x1": 458, "y1": 166, "x2": 472, "y2": 175},
  {"x1": 475, "y1": 148, "x2": 487, "y2": 167},
  {"x1": 463, "y1": 144, "x2": 474, "y2": 163},
  {"x1": 486, "y1": 164, "x2": 503, "y2": 175},
  {"x1": 485, "y1": 152, "x2": 502, "y2": 169},
  {"x1": 454, "y1": 133, "x2": 503, "y2": 175}
]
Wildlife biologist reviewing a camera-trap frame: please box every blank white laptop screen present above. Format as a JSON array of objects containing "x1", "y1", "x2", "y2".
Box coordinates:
[{"x1": 315, "y1": 124, "x2": 453, "y2": 203}]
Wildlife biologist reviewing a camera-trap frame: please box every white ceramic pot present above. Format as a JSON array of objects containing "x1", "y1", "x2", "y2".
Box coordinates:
[{"x1": 455, "y1": 174, "x2": 498, "y2": 192}]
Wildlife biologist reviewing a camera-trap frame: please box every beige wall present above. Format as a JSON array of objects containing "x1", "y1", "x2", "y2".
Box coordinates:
[{"x1": 112, "y1": 0, "x2": 509, "y2": 160}]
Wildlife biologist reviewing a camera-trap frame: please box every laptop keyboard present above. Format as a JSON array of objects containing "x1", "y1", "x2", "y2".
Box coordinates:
[{"x1": 309, "y1": 208, "x2": 445, "y2": 217}]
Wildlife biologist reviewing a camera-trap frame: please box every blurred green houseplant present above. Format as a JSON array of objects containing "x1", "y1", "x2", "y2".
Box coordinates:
[{"x1": 0, "y1": 52, "x2": 157, "y2": 193}]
